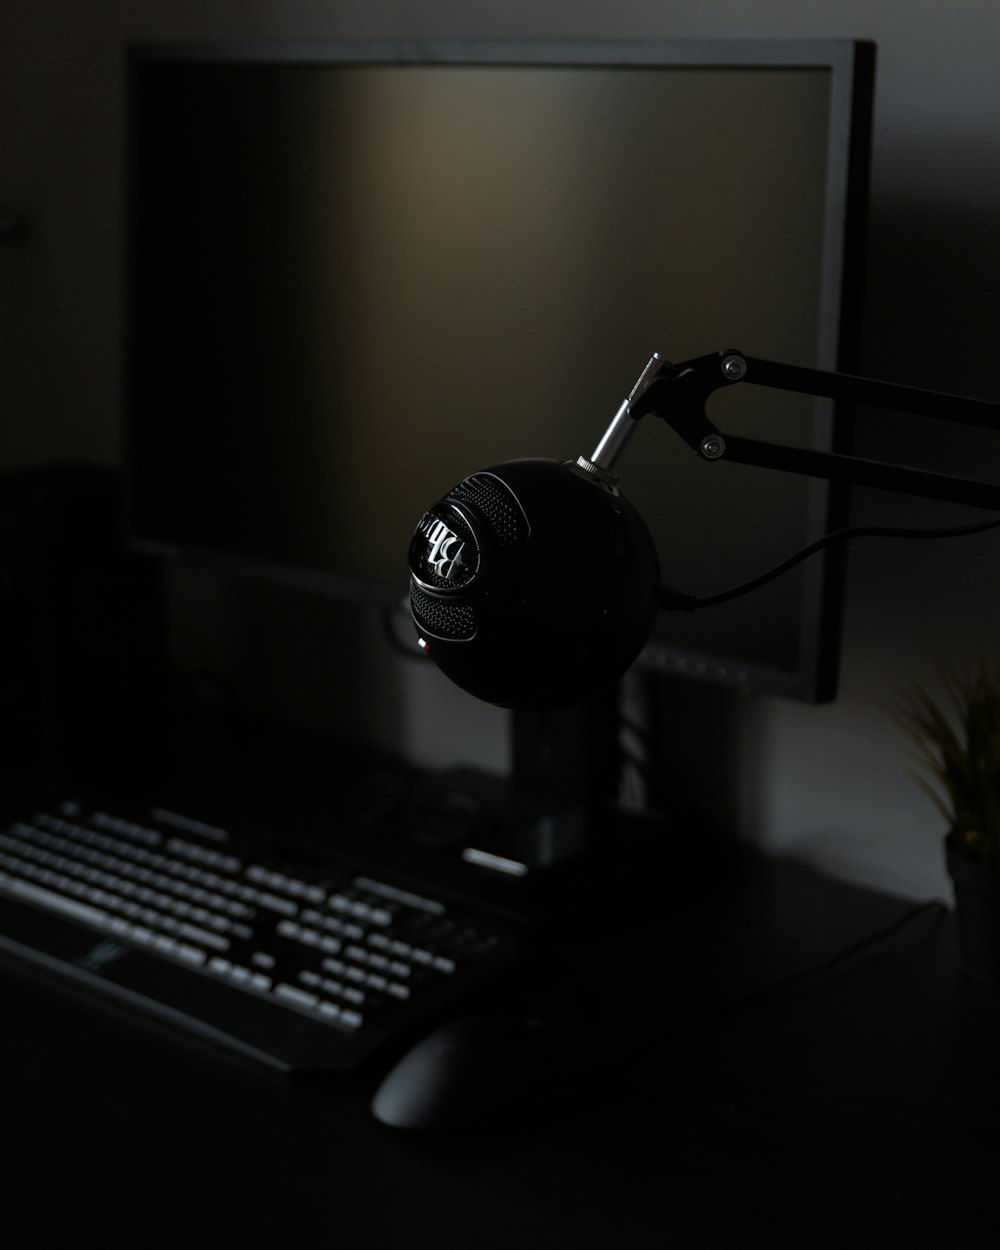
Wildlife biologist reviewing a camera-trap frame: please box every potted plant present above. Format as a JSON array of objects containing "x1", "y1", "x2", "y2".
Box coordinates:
[{"x1": 897, "y1": 661, "x2": 1000, "y2": 985}]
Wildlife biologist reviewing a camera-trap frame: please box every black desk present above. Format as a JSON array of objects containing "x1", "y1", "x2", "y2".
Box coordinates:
[{"x1": 2, "y1": 853, "x2": 999, "y2": 1250}]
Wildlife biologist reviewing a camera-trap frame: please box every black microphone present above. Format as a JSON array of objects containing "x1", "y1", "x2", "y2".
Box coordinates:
[{"x1": 407, "y1": 458, "x2": 660, "y2": 709}]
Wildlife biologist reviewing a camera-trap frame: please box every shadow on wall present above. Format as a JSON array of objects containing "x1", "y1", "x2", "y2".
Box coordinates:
[{"x1": 860, "y1": 199, "x2": 1000, "y2": 399}]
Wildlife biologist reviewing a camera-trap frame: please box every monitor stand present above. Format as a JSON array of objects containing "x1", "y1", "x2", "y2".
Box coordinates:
[{"x1": 418, "y1": 691, "x2": 620, "y2": 877}]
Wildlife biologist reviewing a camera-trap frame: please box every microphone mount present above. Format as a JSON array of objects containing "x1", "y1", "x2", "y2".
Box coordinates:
[{"x1": 582, "y1": 350, "x2": 1000, "y2": 512}]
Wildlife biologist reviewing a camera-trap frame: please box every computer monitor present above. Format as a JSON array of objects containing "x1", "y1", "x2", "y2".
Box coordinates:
[{"x1": 123, "y1": 39, "x2": 873, "y2": 842}]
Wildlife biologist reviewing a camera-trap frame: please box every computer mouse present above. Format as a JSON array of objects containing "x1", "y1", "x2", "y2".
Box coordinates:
[{"x1": 370, "y1": 1013, "x2": 559, "y2": 1132}]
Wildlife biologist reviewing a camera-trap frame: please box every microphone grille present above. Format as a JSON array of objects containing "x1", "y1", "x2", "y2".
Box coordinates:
[
  {"x1": 450, "y1": 473, "x2": 528, "y2": 547},
  {"x1": 409, "y1": 582, "x2": 476, "y2": 641}
]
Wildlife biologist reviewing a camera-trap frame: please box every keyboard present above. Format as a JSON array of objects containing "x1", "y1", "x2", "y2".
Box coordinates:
[{"x1": 0, "y1": 798, "x2": 526, "y2": 1072}]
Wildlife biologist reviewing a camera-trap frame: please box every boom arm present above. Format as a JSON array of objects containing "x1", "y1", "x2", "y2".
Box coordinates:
[{"x1": 583, "y1": 350, "x2": 1000, "y2": 512}]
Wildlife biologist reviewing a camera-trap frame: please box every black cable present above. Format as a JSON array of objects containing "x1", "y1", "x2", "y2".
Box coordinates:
[
  {"x1": 661, "y1": 898, "x2": 947, "y2": 1040},
  {"x1": 569, "y1": 898, "x2": 949, "y2": 1082},
  {"x1": 661, "y1": 513, "x2": 1000, "y2": 611},
  {"x1": 717, "y1": 898, "x2": 948, "y2": 1017}
]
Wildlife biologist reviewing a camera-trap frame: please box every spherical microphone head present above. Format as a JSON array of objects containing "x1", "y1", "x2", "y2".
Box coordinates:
[{"x1": 408, "y1": 458, "x2": 660, "y2": 709}]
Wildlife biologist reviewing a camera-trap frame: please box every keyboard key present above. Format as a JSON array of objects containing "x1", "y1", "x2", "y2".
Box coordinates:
[
  {"x1": 275, "y1": 982, "x2": 319, "y2": 1010},
  {"x1": 0, "y1": 873, "x2": 110, "y2": 929}
]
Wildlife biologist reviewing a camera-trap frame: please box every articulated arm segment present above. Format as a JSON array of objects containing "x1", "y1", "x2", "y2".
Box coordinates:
[{"x1": 628, "y1": 350, "x2": 1000, "y2": 511}]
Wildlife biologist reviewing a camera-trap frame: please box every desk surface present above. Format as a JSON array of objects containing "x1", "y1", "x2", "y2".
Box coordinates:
[{"x1": 2, "y1": 851, "x2": 999, "y2": 1250}]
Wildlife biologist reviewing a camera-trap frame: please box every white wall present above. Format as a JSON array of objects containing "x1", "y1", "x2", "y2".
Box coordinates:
[{"x1": 3, "y1": 0, "x2": 1000, "y2": 900}]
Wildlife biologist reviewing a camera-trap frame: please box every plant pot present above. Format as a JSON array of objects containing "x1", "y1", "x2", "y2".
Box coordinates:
[{"x1": 946, "y1": 841, "x2": 1000, "y2": 986}]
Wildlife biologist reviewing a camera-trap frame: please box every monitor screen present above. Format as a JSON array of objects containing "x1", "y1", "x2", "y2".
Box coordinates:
[{"x1": 124, "y1": 39, "x2": 873, "y2": 706}]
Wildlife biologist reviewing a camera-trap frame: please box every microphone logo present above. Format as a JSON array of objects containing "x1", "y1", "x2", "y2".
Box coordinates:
[
  {"x1": 411, "y1": 508, "x2": 480, "y2": 590},
  {"x1": 424, "y1": 518, "x2": 466, "y2": 580}
]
